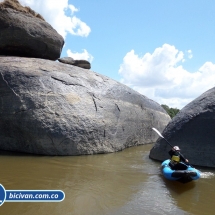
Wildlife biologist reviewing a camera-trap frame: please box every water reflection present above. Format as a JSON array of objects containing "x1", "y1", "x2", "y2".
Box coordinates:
[{"x1": 0, "y1": 145, "x2": 214, "y2": 215}]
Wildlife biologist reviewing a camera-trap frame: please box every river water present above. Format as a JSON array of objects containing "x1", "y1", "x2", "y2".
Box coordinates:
[{"x1": 0, "y1": 144, "x2": 214, "y2": 215}]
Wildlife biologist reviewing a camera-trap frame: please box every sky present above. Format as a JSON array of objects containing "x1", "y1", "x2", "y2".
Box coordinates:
[{"x1": 4, "y1": 0, "x2": 215, "y2": 109}]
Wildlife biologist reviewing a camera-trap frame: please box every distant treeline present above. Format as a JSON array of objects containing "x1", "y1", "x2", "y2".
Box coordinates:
[{"x1": 161, "y1": 104, "x2": 180, "y2": 118}]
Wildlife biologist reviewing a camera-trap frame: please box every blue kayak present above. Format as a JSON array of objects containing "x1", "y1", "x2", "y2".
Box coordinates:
[{"x1": 161, "y1": 159, "x2": 201, "y2": 183}]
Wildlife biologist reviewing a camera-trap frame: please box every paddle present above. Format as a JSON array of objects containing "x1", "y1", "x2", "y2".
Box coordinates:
[
  {"x1": 152, "y1": 127, "x2": 192, "y2": 167},
  {"x1": 152, "y1": 127, "x2": 174, "y2": 148}
]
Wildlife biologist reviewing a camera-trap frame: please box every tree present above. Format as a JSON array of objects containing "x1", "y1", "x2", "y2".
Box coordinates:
[{"x1": 161, "y1": 104, "x2": 180, "y2": 118}]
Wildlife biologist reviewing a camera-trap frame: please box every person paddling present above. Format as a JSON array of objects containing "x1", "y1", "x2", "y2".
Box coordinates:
[
  {"x1": 169, "y1": 146, "x2": 189, "y2": 163},
  {"x1": 152, "y1": 128, "x2": 193, "y2": 170},
  {"x1": 169, "y1": 146, "x2": 189, "y2": 170}
]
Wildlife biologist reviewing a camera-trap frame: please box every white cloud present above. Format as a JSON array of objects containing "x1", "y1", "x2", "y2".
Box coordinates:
[
  {"x1": 187, "y1": 50, "x2": 193, "y2": 59},
  {"x1": 67, "y1": 49, "x2": 93, "y2": 62},
  {"x1": 69, "y1": 5, "x2": 78, "y2": 14},
  {"x1": 18, "y1": 0, "x2": 91, "y2": 39},
  {"x1": 119, "y1": 44, "x2": 215, "y2": 109}
]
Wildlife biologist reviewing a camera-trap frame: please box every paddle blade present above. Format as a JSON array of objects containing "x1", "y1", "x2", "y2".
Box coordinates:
[{"x1": 152, "y1": 127, "x2": 164, "y2": 138}]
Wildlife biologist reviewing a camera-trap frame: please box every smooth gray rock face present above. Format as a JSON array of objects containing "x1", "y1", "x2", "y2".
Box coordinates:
[
  {"x1": 0, "y1": 57, "x2": 170, "y2": 155},
  {"x1": 58, "y1": 57, "x2": 91, "y2": 69},
  {"x1": 150, "y1": 87, "x2": 215, "y2": 168},
  {"x1": 0, "y1": 8, "x2": 64, "y2": 60}
]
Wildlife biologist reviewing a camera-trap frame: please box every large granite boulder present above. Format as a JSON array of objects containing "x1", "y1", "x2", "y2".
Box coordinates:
[
  {"x1": 0, "y1": 57, "x2": 170, "y2": 155},
  {"x1": 150, "y1": 87, "x2": 215, "y2": 168},
  {"x1": 0, "y1": 0, "x2": 64, "y2": 60}
]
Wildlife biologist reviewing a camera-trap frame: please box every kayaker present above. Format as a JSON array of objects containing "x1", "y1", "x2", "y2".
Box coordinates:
[
  {"x1": 169, "y1": 146, "x2": 189, "y2": 163},
  {"x1": 169, "y1": 146, "x2": 189, "y2": 170}
]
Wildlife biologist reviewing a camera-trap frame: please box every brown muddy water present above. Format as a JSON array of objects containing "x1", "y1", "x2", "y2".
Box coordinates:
[{"x1": 0, "y1": 144, "x2": 214, "y2": 215}]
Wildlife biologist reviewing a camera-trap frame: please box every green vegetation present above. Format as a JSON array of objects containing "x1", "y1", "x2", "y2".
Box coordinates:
[{"x1": 161, "y1": 104, "x2": 180, "y2": 118}]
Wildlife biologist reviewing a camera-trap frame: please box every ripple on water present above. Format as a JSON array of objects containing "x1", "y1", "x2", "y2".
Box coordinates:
[{"x1": 200, "y1": 171, "x2": 215, "y2": 179}]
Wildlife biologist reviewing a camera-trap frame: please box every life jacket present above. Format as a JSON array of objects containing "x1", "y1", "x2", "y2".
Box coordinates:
[
  {"x1": 171, "y1": 155, "x2": 180, "y2": 163},
  {"x1": 169, "y1": 155, "x2": 181, "y2": 170}
]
